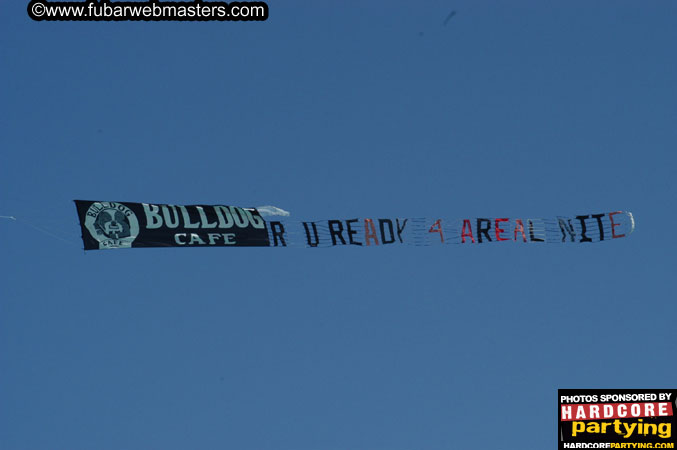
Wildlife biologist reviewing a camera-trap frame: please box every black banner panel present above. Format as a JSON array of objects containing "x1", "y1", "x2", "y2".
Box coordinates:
[{"x1": 74, "y1": 200, "x2": 270, "y2": 250}]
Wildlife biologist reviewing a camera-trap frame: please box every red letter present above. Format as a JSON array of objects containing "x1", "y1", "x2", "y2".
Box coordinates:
[
  {"x1": 495, "y1": 218, "x2": 509, "y2": 241},
  {"x1": 364, "y1": 219, "x2": 379, "y2": 246},
  {"x1": 461, "y1": 219, "x2": 475, "y2": 243},
  {"x1": 514, "y1": 219, "x2": 527, "y2": 242},
  {"x1": 429, "y1": 219, "x2": 444, "y2": 242},
  {"x1": 609, "y1": 211, "x2": 625, "y2": 238}
]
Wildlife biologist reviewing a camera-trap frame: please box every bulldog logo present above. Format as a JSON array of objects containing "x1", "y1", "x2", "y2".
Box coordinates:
[{"x1": 84, "y1": 202, "x2": 139, "y2": 249}]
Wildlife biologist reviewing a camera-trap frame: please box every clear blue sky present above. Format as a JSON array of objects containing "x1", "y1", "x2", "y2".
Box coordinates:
[{"x1": 1, "y1": 1, "x2": 675, "y2": 449}]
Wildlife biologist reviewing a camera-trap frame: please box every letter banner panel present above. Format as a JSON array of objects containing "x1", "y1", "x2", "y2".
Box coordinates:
[{"x1": 75, "y1": 200, "x2": 635, "y2": 250}]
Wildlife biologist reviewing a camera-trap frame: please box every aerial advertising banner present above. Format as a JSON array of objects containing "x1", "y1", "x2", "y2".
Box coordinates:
[{"x1": 74, "y1": 200, "x2": 635, "y2": 250}]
